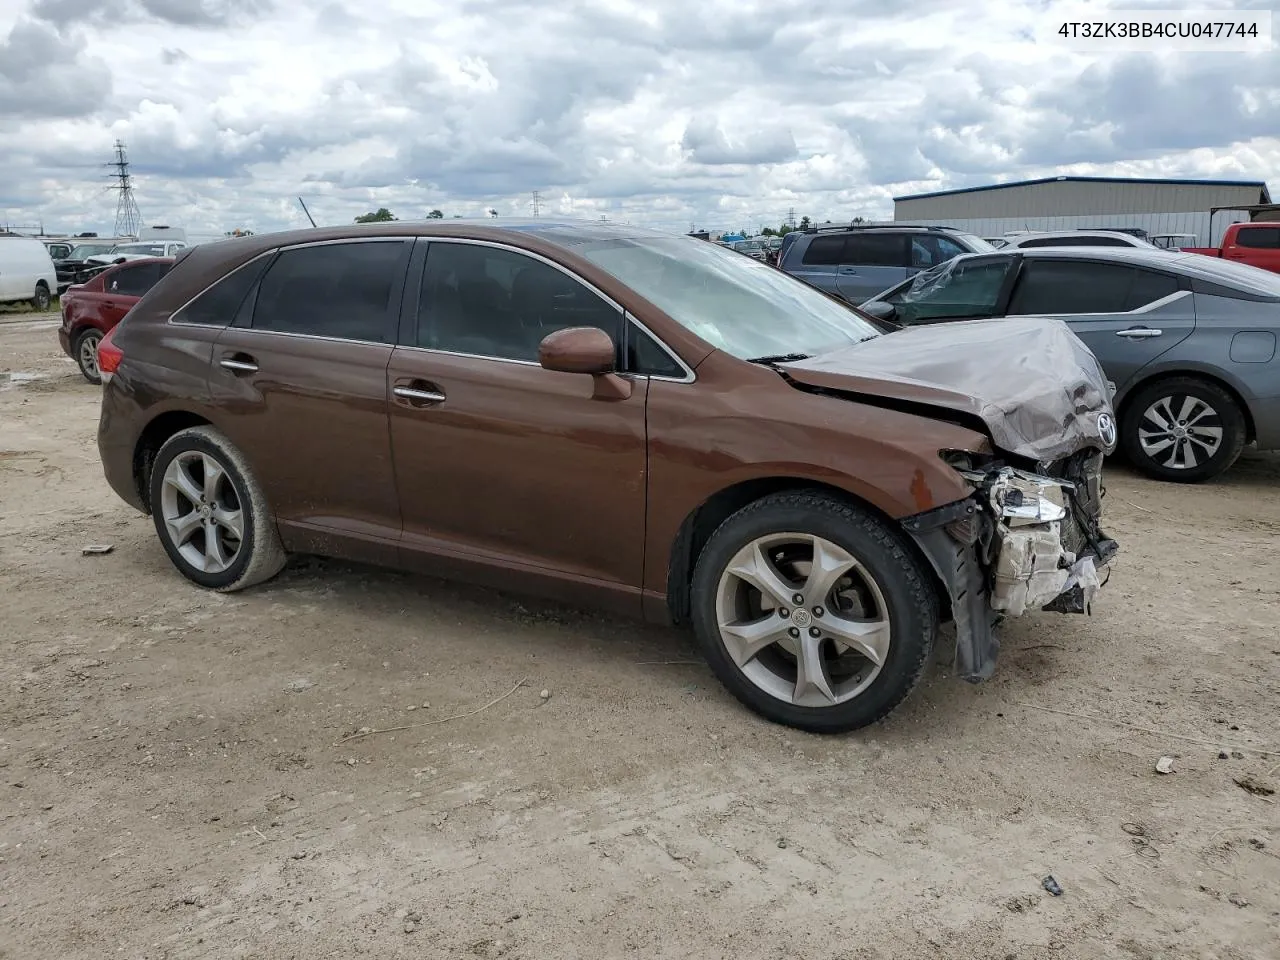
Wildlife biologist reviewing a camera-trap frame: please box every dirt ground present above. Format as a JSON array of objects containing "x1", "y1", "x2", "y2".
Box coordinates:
[{"x1": 2, "y1": 312, "x2": 1278, "y2": 960}]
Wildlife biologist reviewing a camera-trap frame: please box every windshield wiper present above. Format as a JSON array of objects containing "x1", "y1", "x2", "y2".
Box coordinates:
[{"x1": 747, "y1": 352, "x2": 811, "y2": 365}]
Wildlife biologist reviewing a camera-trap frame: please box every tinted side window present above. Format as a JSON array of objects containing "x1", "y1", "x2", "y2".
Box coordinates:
[
  {"x1": 1125, "y1": 269, "x2": 1180, "y2": 310},
  {"x1": 173, "y1": 255, "x2": 271, "y2": 327},
  {"x1": 801, "y1": 235, "x2": 845, "y2": 266},
  {"x1": 1007, "y1": 261, "x2": 1136, "y2": 315},
  {"x1": 110, "y1": 262, "x2": 171, "y2": 296},
  {"x1": 252, "y1": 241, "x2": 407, "y2": 342},
  {"x1": 419, "y1": 242, "x2": 621, "y2": 362},
  {"x1": 846, "y1": 233, "x2": 907, "y2": 267},
  {"x1": 1235, "y1": 227, "x2": 1280, "y2": 249},
  {"x1": 910, "y1": 235, "x2": 967, "y2": 268},
  {"x1": 627, "y1": 324, "x2": 685, "y2": 378}
]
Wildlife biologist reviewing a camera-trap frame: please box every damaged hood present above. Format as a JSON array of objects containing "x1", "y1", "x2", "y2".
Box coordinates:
[{"x1": 780, "y1": 316, "x2": 1115, "y2": 462}]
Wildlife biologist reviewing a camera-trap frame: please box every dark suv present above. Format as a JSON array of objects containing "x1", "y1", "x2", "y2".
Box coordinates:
[{"x1": 779, "y1": 225, "x2": 995, "y2": 303}]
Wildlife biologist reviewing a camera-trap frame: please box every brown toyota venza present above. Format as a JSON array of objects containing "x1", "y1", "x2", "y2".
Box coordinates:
[{"x1": 97, "y1": 220, "x2": 1119, "y2": 732}]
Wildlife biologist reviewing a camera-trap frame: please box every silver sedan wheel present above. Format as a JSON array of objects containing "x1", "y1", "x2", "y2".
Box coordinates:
[
  {"x1": 79, "y1": 333, "x2": 101, "y2": 379},
  {"x1": 714, "y1": 533, "x2": 891, "y2": 708},
  {"x1": 159, "y1": 451, "x2": 244, "y2": 574},
  {"x1": 1138, "y1": 394, "x2": 1223, "y2": 469}
]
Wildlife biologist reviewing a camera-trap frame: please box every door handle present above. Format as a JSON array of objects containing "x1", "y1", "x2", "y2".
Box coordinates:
[
  {"x1": 219, "y1": 355, "x2": 259, "y2": 373},
  {"x1": 1115, "y1": 328, "x2": 1162, "y2": 340},
  {"x1": 838, "y1": 266, "x2": 858, "y2": 274},
  {"x1": 393, "y1": 384, "x2": 446, "y2": 405}
]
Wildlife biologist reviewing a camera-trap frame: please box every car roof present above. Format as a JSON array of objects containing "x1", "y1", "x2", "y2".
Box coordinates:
[{"x1": 1007, "y1": 230, "x2": 1144, "y2": 242}]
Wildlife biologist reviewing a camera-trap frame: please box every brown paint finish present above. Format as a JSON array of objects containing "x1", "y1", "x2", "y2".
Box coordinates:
[
  {"x1": 97, "y1": 219, "x2": 1098, "y2": 627},
  {"x1": 386, "y1": 347, "x2": 649, "y2": 613}
]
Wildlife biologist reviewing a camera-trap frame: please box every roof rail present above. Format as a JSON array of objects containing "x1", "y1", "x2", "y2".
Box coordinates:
[{"x1": 803, "y1": 223, "x2": 963, "y2": 234}]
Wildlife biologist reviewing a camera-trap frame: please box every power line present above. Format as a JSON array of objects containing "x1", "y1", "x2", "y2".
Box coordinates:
[
  {"x1": 530, "y1": 190, "x2": 542, "y2": 217},
  {"x1": 106, "y1": 140, "x2": 142, "y2": 238}
]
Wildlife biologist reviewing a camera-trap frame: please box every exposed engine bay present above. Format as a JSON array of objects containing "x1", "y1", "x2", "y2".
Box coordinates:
[{"x1": 902, "y1": 450, "x2": 1119, "y2": 682}]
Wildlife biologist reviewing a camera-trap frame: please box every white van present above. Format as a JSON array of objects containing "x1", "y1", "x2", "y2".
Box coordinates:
[{"x1": 0, "y1": 235, "x2": 58, "y2": 310}]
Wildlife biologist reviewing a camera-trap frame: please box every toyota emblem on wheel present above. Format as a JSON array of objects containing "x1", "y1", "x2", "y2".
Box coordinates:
[{"x1": 1097, "y1": 412, "x2": 1117, "y2": 449}]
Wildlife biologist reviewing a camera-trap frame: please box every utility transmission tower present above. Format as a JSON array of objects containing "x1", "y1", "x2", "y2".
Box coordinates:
[
  {"x1": 107, "y1": 140, "x2": 143, "y2": 238},
  {"x1": 530, "y1": 190, "x2": 542, "y2": 217},
  {"x1": 787, "y1": 207, "x2": 797, "y2": 230}
]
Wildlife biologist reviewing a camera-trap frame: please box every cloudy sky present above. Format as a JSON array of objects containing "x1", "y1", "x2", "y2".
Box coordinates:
[{"x1": 0, "y1": 0, "x2": 1276, "y2": 238}]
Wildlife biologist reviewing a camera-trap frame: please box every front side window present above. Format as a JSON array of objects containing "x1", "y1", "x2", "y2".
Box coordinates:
[
  {"x1": 577, "y1": 236, "x2": 880, "y2": 360},
  {"x1": 910, "y1": 235, "x2": 968, "y2": 269},
  {"x1": 251, "y1": 241, "x2": 407, "y2": 342},
  {"x1": 418, "y1": 242, "x2": 621, "y2": 362},
  {"x1": 887, "y1": 256, "x2": 1016, "y2": 323}
]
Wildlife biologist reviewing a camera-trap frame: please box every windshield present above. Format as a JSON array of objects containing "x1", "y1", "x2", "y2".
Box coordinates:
[
  {"x1": 69, "y1": 243, "x2": 116, "y2": 259},
  {"x1": 734, "y1": 240, "x2": 765, "y2": 253},
  {"x1": 577, "y1": 236, "x2": 881, "y2": 359},
  {"x1": 112, "y1": 243, "x2": 167, "y2": 256},
  {"x1": 951, "y1": 232, "x2": 997, "y2": 253}
]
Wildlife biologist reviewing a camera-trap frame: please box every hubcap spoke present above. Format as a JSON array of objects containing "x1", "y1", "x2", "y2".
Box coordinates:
[
  {"x1": 726, "y1": 542, "x2": 797, "y2": 609},
  {"x1": 1146, "y1": 399, "x2": 1175, "y2": 432},
  {"x1": 165, "y1": 460, "x2": 203, "y2": 505},
  {"x1": 1180, "y1": 439, "x2": 1199, "y2": 468},
  {"x1": 802, "y1": 537, "x2": 858, "y2": 606},
  {"x1": 204, "y1": 521, "x2": 228, "y2": 571},
  {"x1": 166, "y1": 509, "x2": 203, "y2": 546},
  {"x1": 212, "y1": 506, "x2": 243, "y2": 540},
  {"x1": 822, "y1": 614, "x2": 891, "y2": 666},
  {"x1": 721, "y1": 616, "x2": 790, "y2": 667},
  {"x1": 202, "y1": 455, "x2": 226, "y2": 502},
  {"x1": 794, "y1": 634, "x2": 837, "y2": 704}
]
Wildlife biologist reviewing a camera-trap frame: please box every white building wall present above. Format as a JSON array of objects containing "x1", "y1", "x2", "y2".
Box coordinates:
[{"x1": 894, "y1": 210, "x2": 1251, "y2": 246}]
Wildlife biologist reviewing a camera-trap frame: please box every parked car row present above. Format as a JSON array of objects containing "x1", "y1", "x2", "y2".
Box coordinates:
[{"x1": 52, "y1": 238, "x2": 188, "y2": 291}]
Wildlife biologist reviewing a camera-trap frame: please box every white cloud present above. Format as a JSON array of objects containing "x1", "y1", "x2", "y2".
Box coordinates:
[{"x1": 0, "y1": 0, "x2": 1275, "y2": 237}]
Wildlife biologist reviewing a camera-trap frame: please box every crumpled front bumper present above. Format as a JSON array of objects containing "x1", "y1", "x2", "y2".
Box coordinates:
[{"x1": 901, "y1": 455, "x2": 1118, "y2": 682}]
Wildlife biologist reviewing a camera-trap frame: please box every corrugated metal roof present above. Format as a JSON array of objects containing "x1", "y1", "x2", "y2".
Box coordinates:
[{"x1": 894, "y1": 176, "x2": 1272, "y2": 204}]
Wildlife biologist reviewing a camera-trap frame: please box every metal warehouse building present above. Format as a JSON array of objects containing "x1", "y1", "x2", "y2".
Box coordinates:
[{"x1": 893, "y1": 176, "x2": 1273, "y2": 246}]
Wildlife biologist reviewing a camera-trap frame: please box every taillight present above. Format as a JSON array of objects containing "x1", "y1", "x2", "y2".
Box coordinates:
[{"x1": 98, "y1": 327, "x2": 123, "y2": 383}]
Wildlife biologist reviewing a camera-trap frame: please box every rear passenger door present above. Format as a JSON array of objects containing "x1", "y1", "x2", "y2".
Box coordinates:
[
  {"x1": 207, "y1": 238, "x2": 413, "y2": 563},
  {"x1": 835, "y1": 233, "x2": 909, "y2": 303},
  {"x1": 1006, "y1": 258, "x2": 1195, "y2": 391}
]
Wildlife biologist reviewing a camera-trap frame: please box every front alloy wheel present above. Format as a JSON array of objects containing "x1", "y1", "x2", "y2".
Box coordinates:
[{"x1": 690, "y1": 492, "x2": 937, "y2": 733}]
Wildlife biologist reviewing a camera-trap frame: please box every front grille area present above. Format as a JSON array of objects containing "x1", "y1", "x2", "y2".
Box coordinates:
[{"x1": 1049, "y1": 449, "x2": 1109, "y2": 561}]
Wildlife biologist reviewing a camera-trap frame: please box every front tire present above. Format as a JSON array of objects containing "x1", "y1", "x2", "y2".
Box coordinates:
[
  {"x1": 1120, "y1": 377, "x2": 1246, "y2": 483},
  {"x1": 73, "y1": 328, "x2": 103, "y2": 384},
  {"x1": 148, "y1": 426, "x2": 287, "y2": 591},
  {"x1": 690, "y1": 492, "x2": 938, "y2": 734}
]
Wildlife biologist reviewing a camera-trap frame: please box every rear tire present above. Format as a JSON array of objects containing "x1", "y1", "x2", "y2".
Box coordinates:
[
  {"x1": 148, "y1": 426, "x2": 287, "y2": 592},
  {"x1": 73, "y1": 328, "x2": 103, "y2": 384},
  {"x1": 689, "y1": 492, "x2": 938, "y2": 734},
  {"x1": 1120, "y1": 377, "x2": 1245, "y2": 483},
  {"x1": 31, "y1": 283, "x2": 51, "y2": 312}
]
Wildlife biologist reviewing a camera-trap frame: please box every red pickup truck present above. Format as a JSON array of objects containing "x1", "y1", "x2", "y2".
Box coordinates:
[{"x1": 1181, "y1": 222, "x2": 1280, "y2": 274}]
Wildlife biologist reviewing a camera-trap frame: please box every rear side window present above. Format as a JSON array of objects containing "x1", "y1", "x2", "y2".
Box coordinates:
[
  {"x1": 172, "y1": 255, "x2": 271, "y2": 326},
  {"x1": 1007, "y1": 261, "x2": 1138, "y2": 315},
  {"x1": 801, "y1": 235, "x2": 845, "y2": 266},
  {"x1": 1125, "y1": 269, "x2": 1181, "y2": 309},
  {"x1": 109, "y1": 261, "x2": 172, "y2": 297},
  {"x1": 846, "y1": 233, "x2": 907, "y2": 267},
  {"x1": 252, "y1": 240, "x2": 408, "y2": 342},
  {"x1": 1235, "y1": 227, "x2": 1280, "y2": 249}
]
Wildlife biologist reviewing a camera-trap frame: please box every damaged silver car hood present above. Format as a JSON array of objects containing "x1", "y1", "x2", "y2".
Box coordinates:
[{"x1": 780, "y1": 316, "x2": 1116, "y2": 462}]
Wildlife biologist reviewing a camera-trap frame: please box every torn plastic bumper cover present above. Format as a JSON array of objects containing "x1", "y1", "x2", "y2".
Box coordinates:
[{"x1": 902, "y1": 465, "x2": 1118, "y2": 682}]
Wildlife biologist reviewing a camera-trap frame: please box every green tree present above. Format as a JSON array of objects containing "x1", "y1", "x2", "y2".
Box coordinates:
[
  {"x1": 778, "y1": 224, "x2": 793, "y2": 235},
  {"x1": 224, "y1": 228, "x2": 254, "y2": 237},
  {"x1": 355, "y1": 207, "x2": 397, "y2": 223},
  {"x1": 760, "y1": 226, "x2": 776, "y2": 236},
  {"x1": 799, "y1": 215, "x2": 811, "y2": 229},
  {"x1": 426, "y1": 209, "x2": 443, "y2": 219}
]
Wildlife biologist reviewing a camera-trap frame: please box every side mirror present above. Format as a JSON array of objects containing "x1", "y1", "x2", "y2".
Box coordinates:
[
  {"x1": 861, "y1": 300, "x2": 897, "y2": 322},
  {"x1": 538, "y1": 327, "x2": 631, "y2": 401},
  {"x1": 538, "y1": 327, "x2": 616, "y2": 375}
]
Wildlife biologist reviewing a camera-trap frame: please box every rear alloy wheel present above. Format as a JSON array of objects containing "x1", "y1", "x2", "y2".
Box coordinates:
[
  {"x1": 149, "y1": 426, "x2": 286, "y2": 591},
  {"x1": 73, "y1": 328, "x2": 103, "y2": 384},
  {"x1": 1120, "y1": 377, "x2": 1246, "y2": 483},
  {"x1": 690, "y1": 492, "x2": 937, "y2": 733},
  {"x1": 31, "y1": 283, "x2": 51, "y2": 312}
]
